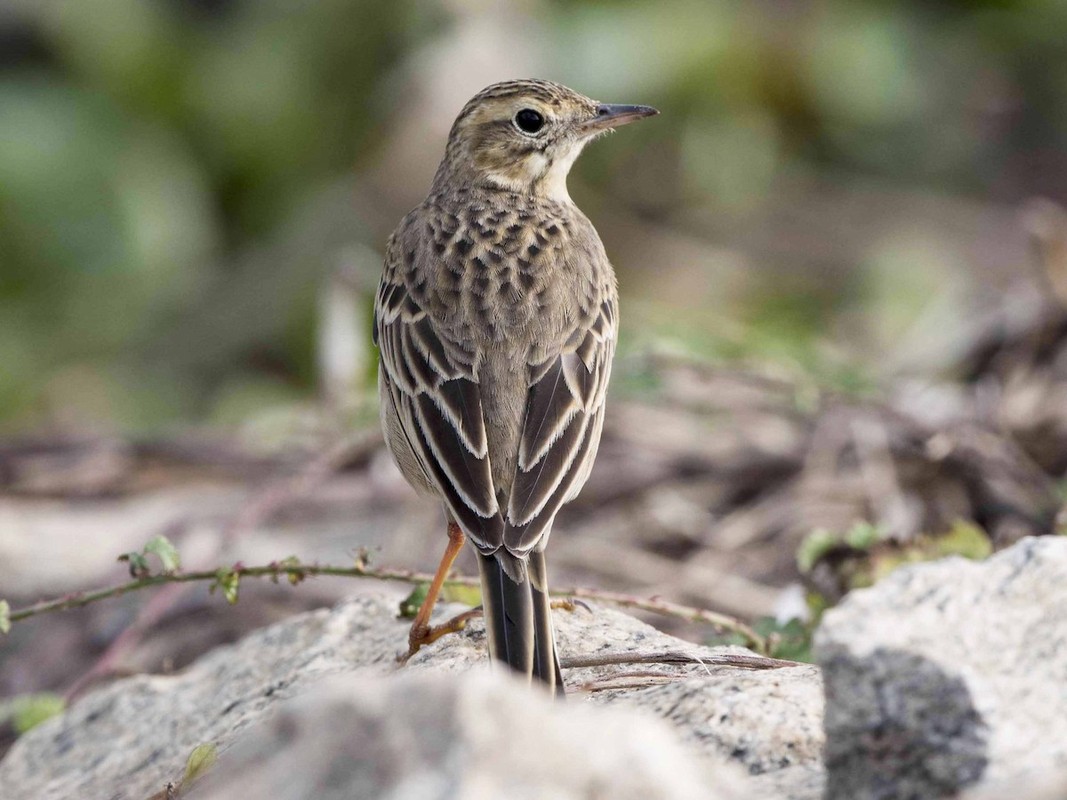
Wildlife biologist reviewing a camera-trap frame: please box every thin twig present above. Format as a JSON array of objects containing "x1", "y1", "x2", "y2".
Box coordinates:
[
  {"x1": 6, "y1": 561, "x2": 768, "y2": 653},
  {"x1": 6, "y1": 563, "x2": 440, "y2": 622},
  {"x1": 565, "y1": 587, "x2": 766, "y2": 651},
  {"x1": 560, "y1": 649, "x2": 799, "y2": 671}
]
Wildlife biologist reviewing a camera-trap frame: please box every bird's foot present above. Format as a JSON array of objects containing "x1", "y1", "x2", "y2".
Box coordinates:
[{"x1": 398, "y1": 607, "x2": 484, "y2": 665}]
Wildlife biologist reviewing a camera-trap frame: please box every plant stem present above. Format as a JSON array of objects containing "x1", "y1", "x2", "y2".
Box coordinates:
[{"x1": 6, "y1": 561, "x2": 768, "y2": 653}]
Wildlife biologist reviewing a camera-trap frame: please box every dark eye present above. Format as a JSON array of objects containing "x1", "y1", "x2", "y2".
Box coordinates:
[{"x1": 514, "y1": 108, "x2": 545, "y2": 134}]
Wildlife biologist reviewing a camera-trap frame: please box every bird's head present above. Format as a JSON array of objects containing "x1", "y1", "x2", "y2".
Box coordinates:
[{"x1": 432, "y1": 79, "x2": 658, "y2": 201}]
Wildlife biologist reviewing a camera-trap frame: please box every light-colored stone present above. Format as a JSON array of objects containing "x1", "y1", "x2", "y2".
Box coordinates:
[
  {"x1": 410, "y1": 597, "x2": 824, "y2": 775},
  {"x1": 962, "y1": 767, "x2": 1067, "y2": 800},
  {"x1": 193, "y1": 670, "x2": 751, "y2": 800},
  {"x1": 0, "y1": 595, "x2": 825, "y2": 800},
  {"x1": 592, "y1": 669, "x2": 823, "y2": 775},
  {"x1": 815, "y1": 536, "x2": 1067, "y2": 800},
  {"x1": 0, "y1": 596, "x2": 402, "y2": 800},
  {"x1": 750, "y1": 763, "x2": 827, "y2": 800}
]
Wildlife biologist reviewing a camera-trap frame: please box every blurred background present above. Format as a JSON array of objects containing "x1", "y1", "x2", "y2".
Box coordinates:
[
  {"x1": 2, "y1": 0, "x2": 1067, "y2": 745},
  {"x1": 5, "y1": 0, "x2": 1067, "y2": 432}
]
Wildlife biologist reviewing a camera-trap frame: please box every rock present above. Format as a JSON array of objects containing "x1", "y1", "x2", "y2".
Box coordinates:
[
  {"x1": 0, "y1": 595, "x2": 825, "y2": 800},
  {"x1": 592, "y1": 670, "x2": 824, "y2": 776},
  {"x1": 409, "y1": 594, "x2": 825, "y2": 778},
  {"x1": 962, "y1": 767, "x2": 1067, "y2": 800},
  {"x1": 750, "y1": 763, "x2": 828, "y2": 800},
  {"x1": 193, "y1": 670, "x2": 751, "y2": 800},
  {"x1": 0, "y1": 596, "x2": 401, "y2": 800},
  {"x1": 815, "y1": 536, "x2": 1067, "y2": 800}
]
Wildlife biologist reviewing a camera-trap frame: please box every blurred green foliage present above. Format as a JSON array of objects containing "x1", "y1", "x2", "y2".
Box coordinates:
[
  {"x1": 0, "y1": 691, "x2": 66, "y2": 734},
  {"x1": 2, "y1": 0, "x2": 1066, "y2": 432},
  {"x1": 706, "y1": 616, "x2": 814, "y2": 662},
  {"x1": 798, "y1": 518, "x2": 994, "y2": 605}
]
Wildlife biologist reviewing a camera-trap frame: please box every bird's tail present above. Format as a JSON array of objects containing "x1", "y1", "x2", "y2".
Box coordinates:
[
  {"x1": 477, "y1": 551, "x2": 564, "y2": 696},
  {"x1": 528, "y1": 550, "x2": 565, "y2": 696}
]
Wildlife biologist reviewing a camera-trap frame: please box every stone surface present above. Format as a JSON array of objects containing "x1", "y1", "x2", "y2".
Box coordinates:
[
  {"x1": 593, "y1": 670, "x2": 823, "y2": 776},
  {"x1": 193, "y1": 670, "x2": 751, "y2": 800},
  {"x1": 410, "y1": 597, "x2": 825, "y2": 777},
  {"x1": 750, "y1": 764, "x2": 827, "y2": 800},
  {"x1": 815, "y1": 536, "x2": 1067, "y2": 800},
  {"x1": 962, "y1": 768, "x2": 1067, "y2": 800},
  {"x1": 7, "y1": 536, "x2": 1065, "y2": 799},
  {"x1": 0, "y1": 595, "x2": 824, "y2": 800},
  {"x1": 0, "y1": 597, "x2": 402, "y2": 800}
]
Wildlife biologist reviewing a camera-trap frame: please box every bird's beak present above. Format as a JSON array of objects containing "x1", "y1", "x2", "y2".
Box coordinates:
[{"x1": 581, "y1": 103, "x2": 659, "y2": 134}]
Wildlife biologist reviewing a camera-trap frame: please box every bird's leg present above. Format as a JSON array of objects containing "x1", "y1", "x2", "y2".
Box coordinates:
[{"x1": 400, "y1": 521, "x2": 467, "y2": 663}]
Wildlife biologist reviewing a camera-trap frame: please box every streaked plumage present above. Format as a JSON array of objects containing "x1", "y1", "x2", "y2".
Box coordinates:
[{"x1": 374, "y1": 79, "x2": 657, "y2": 694}]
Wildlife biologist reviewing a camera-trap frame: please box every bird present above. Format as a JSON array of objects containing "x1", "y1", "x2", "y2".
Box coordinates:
[{"x1": 373, "y1": 79, "x2": 657, "y2": 695}]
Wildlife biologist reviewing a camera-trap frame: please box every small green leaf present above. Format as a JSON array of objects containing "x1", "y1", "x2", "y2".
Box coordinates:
[
  {"x1": 278, "y1": 555, "x2": 305, "y2": 586},
  {"x1": 932, "y1": 520, "x2": 993, "y2": 560},
  {"x1": 0, "y1": 600, "x2": 10, "y2": 635},
  {"x1": 797, "y1": 528, "x2": 837, "y2": 573},
  {"x1": 7, "y1": 693, "x2": 66, "y2": 734},
  {"x1": 844, "y1": 521, "x2": 882, "y2": 551},
  {"x1": 441, "y1": 583, "x2": 482, "y2": 607},
  {"x1": 399, "y1": 583, "x2": 429, "y2": 618},
  {"x1": 755, "y1": 617, "x2": 814, "y2": 663},
  {"x1": 118, "y1": 551, "x2": 151, "y2": 578},
  {"x1": 212, "y1": 569, "x2": 240, "y2": 604},
  {"x1": 182, "y1": 742, "x2": 218, "y2": 785},
  {"x1": 144, "y1": 535, "x2": 181, "y2": 574}
]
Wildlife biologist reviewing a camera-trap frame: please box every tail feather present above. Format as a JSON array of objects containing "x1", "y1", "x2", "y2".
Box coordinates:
[
  {"x1": 529, "y1": 550, "x2": 565, "y2": 697},
  {"x1": 478, "y1": 553, "x2": 534, "y2": 676},
  {"x1": 477, "y1": 552, "x2": 564, "y2": 696}
]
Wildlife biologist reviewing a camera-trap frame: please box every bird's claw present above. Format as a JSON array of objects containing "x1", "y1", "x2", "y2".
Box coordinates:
[{"x1": 397, "y1": 608, "x2": 484, "y2": 665}]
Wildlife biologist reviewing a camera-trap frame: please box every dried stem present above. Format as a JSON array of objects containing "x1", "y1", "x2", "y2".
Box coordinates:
[
  {"x1": 6, "y1": 560, "x2": 768, "y2": 653},
  {"x1": 565, "y1": 587, "x2": 766, "y2": 650},
  {"x1": 560, "y1": 649, "x2": 799, "y2": 671}
]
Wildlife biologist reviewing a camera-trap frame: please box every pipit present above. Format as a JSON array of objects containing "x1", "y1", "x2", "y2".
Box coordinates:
[{"x1": 374, "y1": 79, "x2": 657, "y2": 695}]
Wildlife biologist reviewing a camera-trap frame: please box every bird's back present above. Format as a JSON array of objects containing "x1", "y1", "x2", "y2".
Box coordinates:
[{"x1": 385, "y1": 185, "x2": 617, "y2": 508}]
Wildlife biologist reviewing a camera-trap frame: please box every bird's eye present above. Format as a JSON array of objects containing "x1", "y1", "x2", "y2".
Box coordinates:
[{"x1": 514, "y1": 108, "x2": 545, "y2": 135}]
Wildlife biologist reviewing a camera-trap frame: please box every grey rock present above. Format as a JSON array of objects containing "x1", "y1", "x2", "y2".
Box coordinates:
[
  {"x1": 0, "y1": 595, "x2": 825, "y2": 800},
  {"x1": 0, "y1": 596, "x2": 401, "y2": 800},
  {"x1": 411, "y1": 596, "x2": 825, "y2": 776},
  {"x1": 592, "y1": 669, "x2": 824, "y2": 776},
  {"x1": 815, "y1": 536, "x2": 1067, "y2": 800},
  {"x1": 192, "y1": 670, "x2": 752, "y2": 800},
  {"x1": 750, "y1": 763, "x2": 827, "y2": 800}
]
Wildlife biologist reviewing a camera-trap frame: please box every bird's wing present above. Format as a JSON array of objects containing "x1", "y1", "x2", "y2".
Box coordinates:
[
  {"x1": 373, "y1": 239, "x2": 504, "y2": 550},
  {"x1": 503, "y1": 295, "x2": 617, "y2": 555}
]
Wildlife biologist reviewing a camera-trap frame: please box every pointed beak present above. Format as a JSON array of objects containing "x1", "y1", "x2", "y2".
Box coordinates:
[{"x1": 581, "y1": 103, "x2": 659, "y2": 134}]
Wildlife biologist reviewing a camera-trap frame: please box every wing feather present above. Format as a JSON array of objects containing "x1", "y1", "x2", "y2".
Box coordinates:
[
  {"x1": 375, "y1": 239, "x2": 503, "y2": 550},
  {"x1": 517, "y1": 359, "x2": 581, "y2": 472},
  {"x1": 503, "y1": 298, "x2": 616, "y2": 554},
  {"x1": 413, "y1": 391, "x2": 496, "y2": 517}
]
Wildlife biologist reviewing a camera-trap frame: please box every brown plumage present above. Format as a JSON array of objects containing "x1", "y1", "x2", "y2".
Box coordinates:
[{"x1": 374, "y1": 79, "x2": 657, "y2": 694}]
